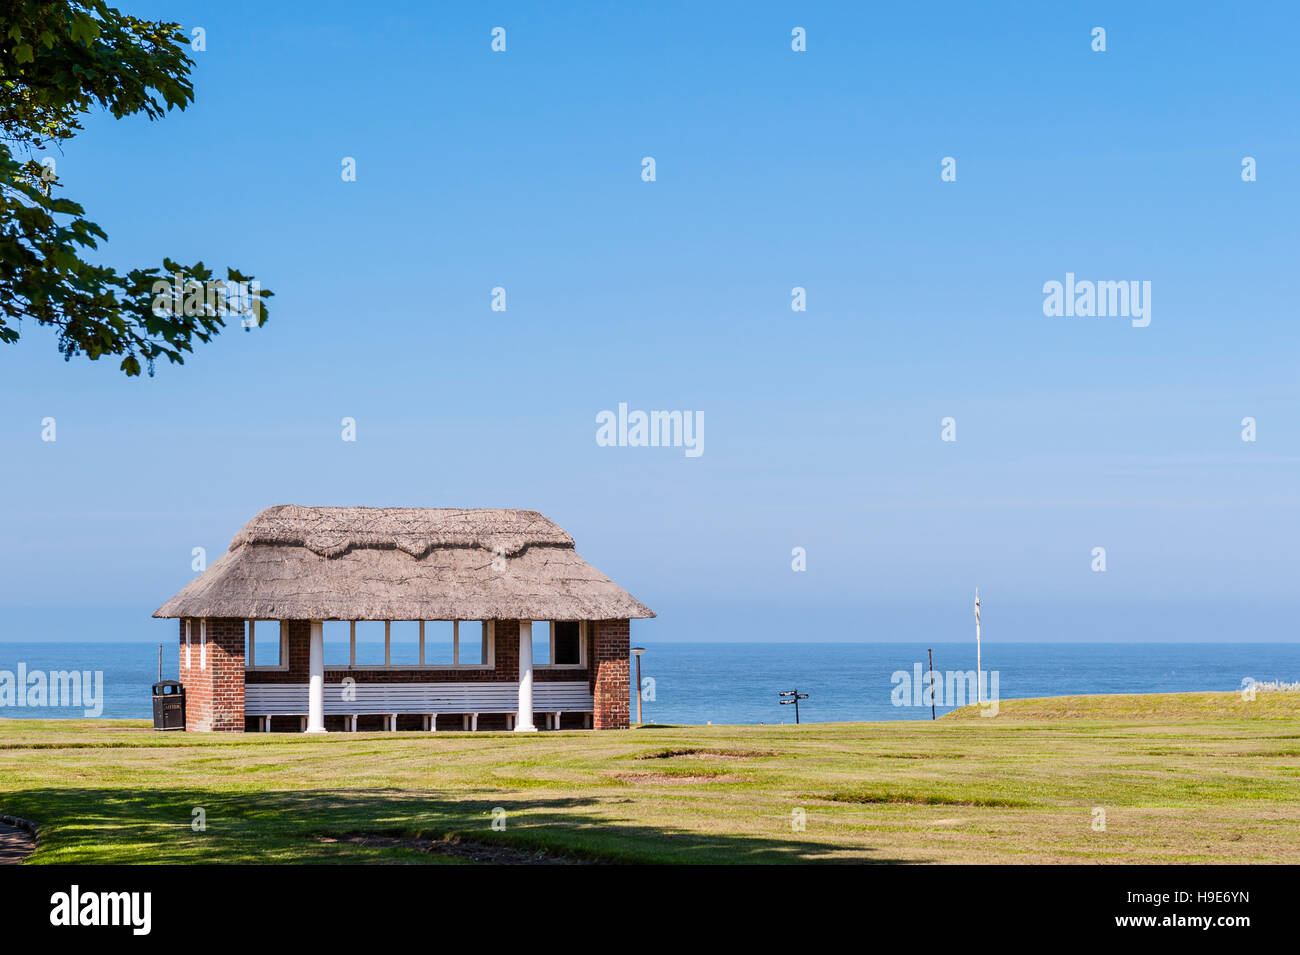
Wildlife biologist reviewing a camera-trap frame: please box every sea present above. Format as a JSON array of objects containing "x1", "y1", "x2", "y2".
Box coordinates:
[{"x1": 1, "y1": 641, "x2": 1297, "y2": 724}]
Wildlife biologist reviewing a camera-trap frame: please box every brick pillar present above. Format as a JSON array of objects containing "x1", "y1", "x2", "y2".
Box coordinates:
[
  {"x1": 284, "y1": 620, "x2": 311, "y2": 680},
  {"x1": 591, "y1": 619, "x2": 630, "y2": 730},
  {"x1": 177, "y1": 617, "x2": 245, "y2": 731},
  {"x1": 493, "y1": 619, "x2": 519, "y2": 680}
]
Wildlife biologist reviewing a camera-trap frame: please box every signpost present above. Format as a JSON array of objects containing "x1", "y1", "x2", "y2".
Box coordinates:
[{"x1": 779, "y1": 689, "x2": 808, "y2": 724}]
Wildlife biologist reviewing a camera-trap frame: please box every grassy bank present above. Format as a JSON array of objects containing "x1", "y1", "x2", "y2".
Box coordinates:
[{"x1": 2, "y1": 691, "x2": 1297, "y2": 864}]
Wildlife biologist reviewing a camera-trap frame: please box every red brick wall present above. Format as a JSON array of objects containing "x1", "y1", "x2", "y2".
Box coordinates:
[
  {"x1": 591, "y1": 619, "x2": 631, "y2": 730},
  {"x1": 177, "y1": 619, "x2": 203, "y2": 728},
  {"x1": 178, "y1": 618, "x2": 245, "y2": 732}
]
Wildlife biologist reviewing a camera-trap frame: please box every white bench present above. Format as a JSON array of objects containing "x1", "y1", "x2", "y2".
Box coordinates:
[{"x1": 245, "y1": 682, "x2": 594, "y2": 732}]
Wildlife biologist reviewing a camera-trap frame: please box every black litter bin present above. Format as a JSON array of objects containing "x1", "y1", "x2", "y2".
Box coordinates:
[{"x1": 152, "y1": 681, "x2": 186, "y2": 731}]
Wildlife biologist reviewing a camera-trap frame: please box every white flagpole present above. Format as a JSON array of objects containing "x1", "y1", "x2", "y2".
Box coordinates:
[{"x1": 974, "y1": 587, "x2": 983, "y2": 705}]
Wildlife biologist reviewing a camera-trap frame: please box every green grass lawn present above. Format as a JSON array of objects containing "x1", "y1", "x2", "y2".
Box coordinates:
[{"x1": 2, "y1": 691, "x2": 1298, "y2": 864}]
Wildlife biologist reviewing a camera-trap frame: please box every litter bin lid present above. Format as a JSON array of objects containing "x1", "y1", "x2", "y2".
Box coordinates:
[{"x1": 153, "y1": 681, "x2": 184, "y2": 694}]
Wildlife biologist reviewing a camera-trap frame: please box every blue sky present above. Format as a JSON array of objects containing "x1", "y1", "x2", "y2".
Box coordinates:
[{"x1": 1, "y1": 1, "x2": 1296, "y2": 643}]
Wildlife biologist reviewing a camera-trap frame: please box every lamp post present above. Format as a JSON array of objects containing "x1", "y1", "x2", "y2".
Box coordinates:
[
  {"x1": 974, "y1": 588, "x2": 983, "y2": 706},
  {"x1": 631, "y1": 646, "x2": 645, "y2": 725},
  {"x1": 927, "y1": 648, "x2": 937, "y2": 721}
]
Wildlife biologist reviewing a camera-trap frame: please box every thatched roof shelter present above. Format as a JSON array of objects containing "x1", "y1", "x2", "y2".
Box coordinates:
[{"x1": 154, "y1": 505, "x2": 655, "y2": 621}]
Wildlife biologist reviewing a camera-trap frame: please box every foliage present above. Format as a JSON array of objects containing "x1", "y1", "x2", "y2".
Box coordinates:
[{"x1": 0, "y1": 0, "x2": 271, "y2": 376}]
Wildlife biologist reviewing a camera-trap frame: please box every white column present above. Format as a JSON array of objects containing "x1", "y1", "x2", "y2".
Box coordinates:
[
  {"x1": 306, "y1": 620, "x2": 326, "y2": 733},
  {"x1": 514, "y1": 620, "x2": 537, "y2": 731}
]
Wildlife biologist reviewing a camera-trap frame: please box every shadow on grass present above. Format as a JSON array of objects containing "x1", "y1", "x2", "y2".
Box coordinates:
[{"x1": 4, "y1": 787, "x2": 921, "y2": 865}]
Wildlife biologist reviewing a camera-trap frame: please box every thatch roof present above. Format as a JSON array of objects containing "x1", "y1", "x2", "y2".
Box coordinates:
[{"x1": 154, "y1": 506, "x2": 655, "y2": 621}]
